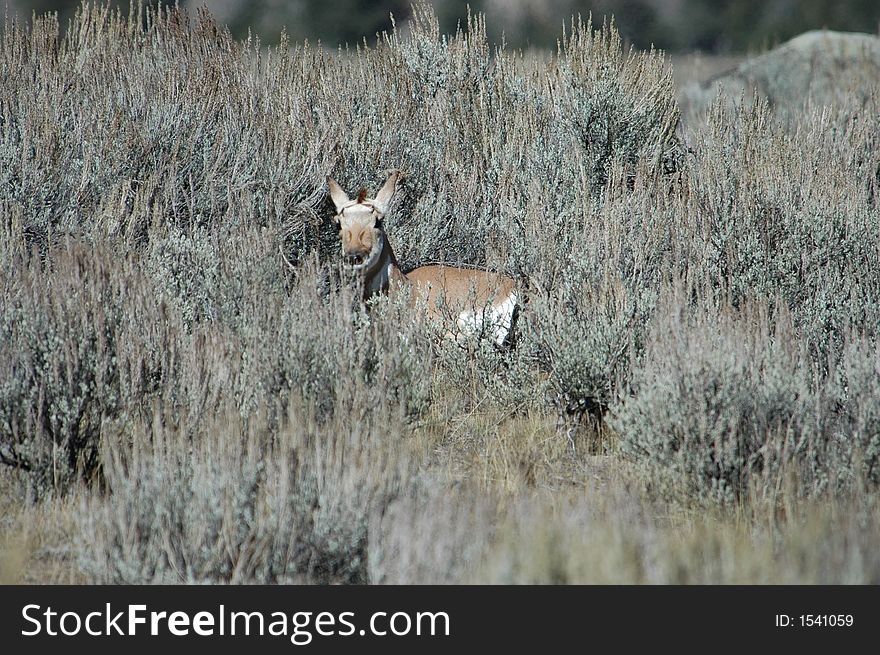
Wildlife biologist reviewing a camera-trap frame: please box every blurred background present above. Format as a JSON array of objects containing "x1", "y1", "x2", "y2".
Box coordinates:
[{"x1": 4, "y1": 0, "x2": 880, "y2": 52}]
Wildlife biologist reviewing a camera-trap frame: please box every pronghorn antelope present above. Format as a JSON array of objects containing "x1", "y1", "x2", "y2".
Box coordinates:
[{"x1": 328, "y1": 171, "x2": 518, "y2": 346}]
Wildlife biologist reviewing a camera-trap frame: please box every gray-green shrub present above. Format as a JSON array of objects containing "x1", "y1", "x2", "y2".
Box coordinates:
[
  {"x1": 4, "y1": 0, "x2": 880, "y2": 588},
  {"x1": 683, "y1": 98, "x2": 880, "y2": 362},
  {"x1": 614, "y1": 292, "x2": 880, "y2": 503},
  {"x1": 1, "y1": 1, "x2": 684, "y2": 478},
  {"x1": 0, "y1": 243, "x2": 173, "y2": 495},
  {"x1": 78, "y1": 394, "x2": 415, "y2": 583}
]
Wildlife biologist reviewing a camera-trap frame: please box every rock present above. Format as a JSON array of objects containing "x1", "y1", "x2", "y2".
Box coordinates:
[{"x1": 682, "y1": 30, "x2": 880, "y2": 119}]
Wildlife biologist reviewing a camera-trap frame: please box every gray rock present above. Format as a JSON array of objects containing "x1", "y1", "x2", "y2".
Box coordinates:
[{"x1": 682, "y1": 30, "x2": 880, "y2": 119}]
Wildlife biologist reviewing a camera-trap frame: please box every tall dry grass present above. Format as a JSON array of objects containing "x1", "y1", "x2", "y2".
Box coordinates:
[{"x1": 1, "y1": 2, "x2": 878, "y2": 583}]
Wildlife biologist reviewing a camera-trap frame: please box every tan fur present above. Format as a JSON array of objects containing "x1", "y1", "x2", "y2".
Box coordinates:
[{"x1": 405, "y1": 265, "x2": 516, "y2": 312}]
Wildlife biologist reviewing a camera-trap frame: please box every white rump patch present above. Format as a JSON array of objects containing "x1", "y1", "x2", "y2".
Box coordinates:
[{"x1": 455, "y1": 292, "x2": 517, "y2": 346}]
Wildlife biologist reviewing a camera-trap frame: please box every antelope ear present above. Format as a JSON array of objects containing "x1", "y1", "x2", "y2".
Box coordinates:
[
  {"x1": 327, "y1": 177, "x2": 350, "y2": 213},
  {"x1": 373, "y1": 170, "x2": 400, "y2": 212}
]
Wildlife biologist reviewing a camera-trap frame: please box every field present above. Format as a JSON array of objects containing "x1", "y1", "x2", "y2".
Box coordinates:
[{"x1": 1, "y1": 2, "x2": 879, "y2": 584}]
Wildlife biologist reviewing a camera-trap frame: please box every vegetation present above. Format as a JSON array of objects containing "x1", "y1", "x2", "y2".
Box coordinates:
[
  {"x1": 1, "y1": 2, "x2": 878, "y2": 583},
  {"x1": 9, "y1": 1, "x2": 880, "y2": 52}
]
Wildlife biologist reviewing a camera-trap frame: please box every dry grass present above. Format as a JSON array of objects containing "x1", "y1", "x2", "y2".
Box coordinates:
[{"x1": 1, "y1": 2, "x2": 879, "y2": 584}]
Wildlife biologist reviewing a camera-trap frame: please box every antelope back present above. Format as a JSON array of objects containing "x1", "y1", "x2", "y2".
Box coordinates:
[{"x1": 407, "y1": 265, "x2": 518, "y2": 346}]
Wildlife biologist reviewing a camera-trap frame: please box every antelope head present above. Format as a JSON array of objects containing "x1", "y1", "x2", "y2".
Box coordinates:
[{"x1": 327, "y1": 171, "x2": 399, "y2": 276}]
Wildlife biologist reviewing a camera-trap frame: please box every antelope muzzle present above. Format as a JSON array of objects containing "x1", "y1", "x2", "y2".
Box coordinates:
[{"x1": 341, "y1": 225, "x2": 380, "y2": 270}]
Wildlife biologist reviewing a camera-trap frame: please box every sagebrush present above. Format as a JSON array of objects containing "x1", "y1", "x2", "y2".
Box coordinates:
[{"x1": 1, "y1": 2, "x2": 879, "y2": 583}]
